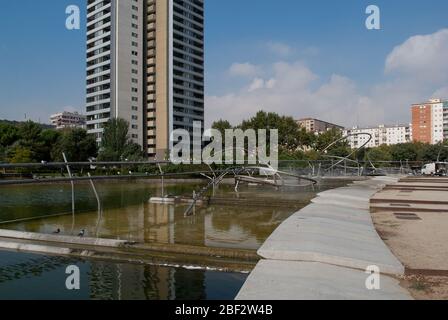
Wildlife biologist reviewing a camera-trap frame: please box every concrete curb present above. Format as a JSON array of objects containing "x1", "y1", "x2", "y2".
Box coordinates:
[{"x1": 0, "y1": 229, "x2": 130, "y2": 247}]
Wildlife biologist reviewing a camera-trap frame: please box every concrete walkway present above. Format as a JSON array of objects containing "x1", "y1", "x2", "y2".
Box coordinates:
[{"x1": 237, "y1": 176, "x2": 413, "y2": 300}]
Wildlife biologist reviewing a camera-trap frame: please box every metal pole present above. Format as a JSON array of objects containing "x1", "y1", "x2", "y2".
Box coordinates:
[
  {"x1": 62, "y1": 153, "x2": 75, "y2": 235},
  {"x1": 157, "y1": 162, "x2": 165, "y2": 198},
  {"x1": 88, "y1": 173, "x2": 102, "y2": 237}
]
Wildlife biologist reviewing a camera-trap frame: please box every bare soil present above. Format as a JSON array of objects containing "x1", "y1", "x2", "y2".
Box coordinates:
[{"x1": 372, "y1": 210, "x2": 448, "y2": 300}]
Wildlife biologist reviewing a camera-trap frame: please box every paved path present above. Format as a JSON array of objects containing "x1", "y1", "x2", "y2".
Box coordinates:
[
  {"x1": 236, "y1": 260, "x2": 410, "y2": 300},
  {"x1": 237, "y1": 176, "x2": 412, "y2": 300}
]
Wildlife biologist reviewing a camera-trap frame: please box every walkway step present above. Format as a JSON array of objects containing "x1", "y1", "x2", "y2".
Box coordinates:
[
  {"x1": 236, "y1": 260, "x2": 412, "y2": 300},
  {"x1": 257, "y1": 203, "x2": 405, "y2": 275}
]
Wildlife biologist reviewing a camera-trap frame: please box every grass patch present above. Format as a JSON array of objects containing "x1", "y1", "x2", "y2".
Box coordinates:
[{"x1": 410, "y1": 281, "x2": 429, "y2": 291}]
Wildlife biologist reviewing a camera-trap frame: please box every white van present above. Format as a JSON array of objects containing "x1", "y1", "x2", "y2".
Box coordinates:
[
  {"x1": 421, "y1": 163, "x2": 436, "y2": 175},
  {"x1": 421, "y1": 162, "x2": 448, "y2": 176}
]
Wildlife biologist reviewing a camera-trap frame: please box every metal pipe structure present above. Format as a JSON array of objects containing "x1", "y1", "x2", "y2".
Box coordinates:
[
  {"x1": 62, "y1": 153, "x2": 76, "y2": 235},
  {"x1": 88, "y1": 172, "x2": 102, "y2": 238},
  {"x1": 0, "y1": 160, "x2": 170, "y2": 169},
  {"x1": 321, "y1": 133, "x2": 373, "y2": 174}
]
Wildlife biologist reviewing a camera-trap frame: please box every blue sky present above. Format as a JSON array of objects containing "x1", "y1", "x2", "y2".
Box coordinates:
[{"x1": 1, "y1": 0, "x2": 447, "y2": 127}]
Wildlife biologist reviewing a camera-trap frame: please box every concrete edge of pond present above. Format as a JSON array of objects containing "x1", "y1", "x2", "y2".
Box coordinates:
[
  {"x1": 0, "y1": 229, "x2": 131, "y2": 247},
  {"x1": 236, "y1": 176, "x2": 413, "y2": 300},
  {"x1": 0, "y1": 229, "x2": 260, "y2": 273}
]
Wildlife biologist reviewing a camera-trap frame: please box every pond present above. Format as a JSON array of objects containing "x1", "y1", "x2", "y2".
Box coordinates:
[{"x1": 0, "y1": 178, "x2": 350, "y2": 299}]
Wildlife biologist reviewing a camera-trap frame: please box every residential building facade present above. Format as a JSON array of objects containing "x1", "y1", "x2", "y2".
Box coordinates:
[
  {"x1": 85, "y1": 0, "x2": 204, "y2": 159},
  {"x1": 50, "y1": 111, "x2": 86, "y2": 130},
  {"x1": 343, "y1": 124, "x2": 412, "y2": 149},
  {"x1": 296, "y1": 118, "x2": 344, "y2": 134},
  {"x1": 411, "y1": 99, "x2": 447, "y2": 145},
  {"x1": 444, "y1": 100, "x2": 448, "y2": 141}
]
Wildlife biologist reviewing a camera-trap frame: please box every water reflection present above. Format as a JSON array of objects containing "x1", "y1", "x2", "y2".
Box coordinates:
[
  {"x1": 0, "y1": 180, "x2": 349, "y2": 250},
  {"x1": 0, "y1": 251, "x2": 247, "y2": 300}
]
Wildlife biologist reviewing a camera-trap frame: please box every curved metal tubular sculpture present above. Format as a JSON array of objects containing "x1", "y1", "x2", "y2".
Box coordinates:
[
  {"x1": 200, "y1": 147, "x2": 316, "y2": 188},
  {"x1": 322, "y1": 133, "x2": 373, "y2": 173},
  {"x1": 236, "y1": 165, "x2": 318, "y2": 187},
  {"x1": 183, "y1": 148, "x2": 318, "y2": 216}
]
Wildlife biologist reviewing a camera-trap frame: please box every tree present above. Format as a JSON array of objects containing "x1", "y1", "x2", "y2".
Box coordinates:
[
  {"x1": 211, "y1": 119, "x2": 232, "y2": 136},
  {"x1": 98, "y1": 118, "x2": 145, "y2": 161},
  {"x1": 7, "y1": 145, "x2": 33, "y2": 163},
  {"x1": 389, "y1": 143, "x2": 420, "y2": 162},
  {"x1": 51, "y1": 128, "x2": 97, "y2": 162},
  {"x1": 420, "y1": 143, "x2": 448, "y2": 162},
  {"x1": 18, "y1": 121, "x2": 42, "y2": 143},
  {"x1": 14, "y1": 121, "x2": 44, "y2": 162},
  {"x1": 436, "y1": 144, "x2": 448, "y2": 162},
  {"x1": 365, "y1": 145, "x2": 392, "y2": 166},
  {"x1": 40, "y1": 129, "x2": 62, "y2": 162},
  {"x1": 239, "y1": 111, "x2": 314, "y2": 150},
  {"x1": 313, "y1": 128, "x2": 350, "y2": 157},
  {"x1": 0, "y1": 145, "x2": 6, "y2": 162},
  {"x1": 0, "y1": 122, "x2": 19, "y2": 147},
  {"x1": 122, "y1": 141, "x2": 147, "y2": 161}
]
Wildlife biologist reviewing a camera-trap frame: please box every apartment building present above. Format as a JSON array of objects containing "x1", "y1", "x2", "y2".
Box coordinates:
[
  {"x1": 50, "y1": 111, "x2": 86, "y2": 130},
  {"x1": 343, "y1": 124, "x2": 412, "y2": 149},
  {"x1": 85, "y1": 0, "x2": 204, "y2": 159},
  {"x1": 443, "y1": 100, "x2": 448, "y2": 141},
  {"x1": 411, "y1": 99, "x2": 447, "y2": 145},
  {"x1": 296, "y1": 118, "x2": 344, "y2": 134}
]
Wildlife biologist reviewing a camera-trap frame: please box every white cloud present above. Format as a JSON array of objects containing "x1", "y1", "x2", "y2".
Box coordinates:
[
  {"x1": 266, "y1": 78, "x2": 276, "y2": 89},
  {"x1": 385, "y1": 29, "x2": 448, "y2": 83},
  {"x1": 266, "y1": 41, "x2": 293, "y2": 56},
  {"x1": 207, "y1": 30, "x2": 448, "y2": 128},
  {"x1": 248, "y1": 78, "x2": 265, "y2": 92},
  {"x1": 247, "y1": 77, "x2": 277, "y2": 92},
  {"x1": 432, "y1": 86, "x2": 448, "y2": 99},
  {"x1": 228, "y1": 62, "x2": 261, "y2": 77},
  {"x1": 206, "y1": 61, "x2": 377, "y2": 127}
]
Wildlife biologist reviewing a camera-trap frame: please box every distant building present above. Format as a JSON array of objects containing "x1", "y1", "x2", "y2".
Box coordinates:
[
  {"x1": 411, "y1": 98, "x2": 447, "y2": 145},
  {"x1": 444, "y1": 100, "x2": 448, "y2": 141},
  {"x1": 297, "y1": 118, "x2": 344, "y2": 134},
  {"x1": 50, "y1": 111, "x2": 86, "y2": 130},
  {"x1": 343, "y1": 124, "x2": 412, "y2": 149}
]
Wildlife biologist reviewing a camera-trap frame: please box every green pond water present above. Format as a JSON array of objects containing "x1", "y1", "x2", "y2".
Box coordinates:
[
  {"x1": 0, "y1": 250, "x2": 247, "y2": 300},
  {"x1": 0, "y1": 178, "x2": 349, "y2": 299}
]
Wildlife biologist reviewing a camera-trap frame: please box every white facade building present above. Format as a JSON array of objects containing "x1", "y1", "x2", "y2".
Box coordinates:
[
  {"x1": 50, "y1": 111, "x2": 86, "y2": 130},
  {"x1": 444, "y1": 100, "x2": 448, "y2": 141},
  {"x1": 432, "y1": 100, "x2": 445, "y2": 144},
  {"x1": 343, "y1": 124, "x2": 412, "y2": 149}
]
